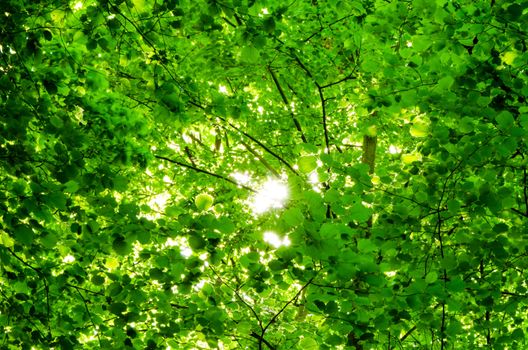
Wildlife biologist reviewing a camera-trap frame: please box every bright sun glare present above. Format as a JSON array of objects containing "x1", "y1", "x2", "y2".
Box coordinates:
[
  {"x1": 263, "y1": 231, "x2": 291, "y2": 248},
  {"x1": 250, "y1": 178, "x2": 288, "y2": 214}
]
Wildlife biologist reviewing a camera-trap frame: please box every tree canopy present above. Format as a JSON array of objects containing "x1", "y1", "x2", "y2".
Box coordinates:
[{"x1": 1, "y1": 0, "x2": 528, "y2": 349}]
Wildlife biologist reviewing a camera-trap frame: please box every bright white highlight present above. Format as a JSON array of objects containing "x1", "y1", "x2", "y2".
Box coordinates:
[
  {"x1": 308, "y1": 171, "x2": 321, "y2": 192},
  {"x1": 219, "y1": 85, "x2": 228, "y2": 94},
  {"x1": 180, "y1": 246, "x2": 193, "y2": 258},
  {"x1": 250, "y1": 179, "x2": 288, "y2": 214},
  {"x1": 406, "y1": 41, "x2": 413, "y2": 47},
  {"x1": 149, "y1": 192, "x2": 170, "y2": 208},
  {"x1": 388, "y1": 145, "x2": 402, "y2": 154},
  {"x1": 165, "y1": 238, "x2": 193, "y2": 258},
  {"x1": 385, "y1": 271, "x2": 397, "y2": 277},
  {"x1": 309, "y1": 171, "x2": 319, "y2": 185},
  {"x1": 73, "y1": 1, "x2": 83, "y2": 11},
  {"x1": 181, "y1": 133, "x2": 192, "y2": 143},
  {"x1": 263, "y1": 231, "x2": 291, "y2": 248},
  {"x1": 193, "y1": 279, "x2": 207, "y2": 291},
  {"x1": 231, "y1": 171, "x2": 251, "y2": 185},
  {"x1": 62, "y1": 255, "x2": 75, "y2": 263}
]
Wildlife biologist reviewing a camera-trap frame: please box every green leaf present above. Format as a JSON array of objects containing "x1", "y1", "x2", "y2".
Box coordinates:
[
  {"x1": 47, "y1": 192, "x2": 67, "y2": 210},
  {"x1": 14, "y1": 225, "x2": 34, "y2": 245},
  {"x1": 447, "y1": 277, "x2": 465, "y2": 293},
  {"x1": 263, "y1": 17, "x2": 275, "y2": 33},
  {"x1": 493, "y1": 223, "x2": 508, "y2": 234},
  {"x1": 282, "y1": 207, "x2": 304, "y2": 227},
  {"x1": 188, "y1": 234, "x2": 206, "y2": 250},
  {"x1": 91, "y1": 275, "x2": 105, "y2": 286},
  {"x1": 0, "y1": 231, "x2": 15, "y2": 248},
  {"x1": 240, "y1": 46, "x2": 260, "y2": 63},
  {"x1": 357, "y1": 239, "x2": 377, "y2": 252},
  {"x1": 325, "y1": 334, "x2": 344, "y2": 346},
  {"x1": 298, "y1": 337, "x2": 319, "y2": 350},
  {"x1": 195, "y1": 193, "x2": 214, "y2": 211},
  {"x1": 511, "y1": 328, "x2": 524, "y2": 340},
  {"x1": 350, "y1": 202, "x2": 372, "y2": 223},
  {"x1": 63, "y1": 180, "x2": 80, "y2": 193},
  {"x1": 40, "y1": 231, "x2": 59, "y2": 248},
  {"x1": 112, "y1": 237, "x2": 131, "y2": 256},
  {"x1": 496, "y1": 111, "x2": 514, "y2": 130},
  {"x1": 425, "y1": 271, "x2": 438, "y2": 284},
  {"x1": 298, "y1": 155, "x2": 318, "y2": 173},
  {"x1": 108, "y1": 302, "x2": 127, "y2": 315},
  {"x1": 437, "y1": 75, "x2": 455, "y2": 90}
]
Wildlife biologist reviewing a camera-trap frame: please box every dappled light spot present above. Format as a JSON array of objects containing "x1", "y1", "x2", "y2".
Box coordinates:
[
  {"x1": 143, "y1": 192, "x2": 171, "y2": 220},
  {"x1": 263, "y1": 231, "x2": 290, "y2": 249},
  {"x1": 250, "y1": 178, "x2": 288, "y2": 214},
  {"x1": 180, "y1": 246, "x2": 192, "y2": 258},
  {"x1": 230, "y1": 171, "x2": 251, "y2": 185},
  {"x1": 402, "y1": 153, "x2": 422, "y2": 164},
  {"x1": 388, "y1": 145, "x2": 402, "y2": 154},
  {"x1": 72, "y1": 1, "x2": 83, "y2": 11},
  {"x1": 62, "y1": 254, "x2": 75, "y2": 263},
  {"x1": 384, "y1": 271, "x2": 397, "y2": 277},
  {"x1": 165, "y1": 238, "x2": 193, "y2": 259}
]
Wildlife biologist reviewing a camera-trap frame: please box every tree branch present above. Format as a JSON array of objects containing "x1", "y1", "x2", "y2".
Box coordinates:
[
  {"x1": 399, "y1": 325, "x2": 417, "y2": 342},
  {"x1": 183, "y1": 88, "x2": 299, "y2": 176},
  {"x1": 69, "y1": 285, "x2": 102, "y2": 347},
  {"x1": 250, "y1": 331, "x2": 276, "y2": 350},
  {"x1": 320, "y1": 72, "x2": 357, "y2": 89},
  {"x1": 259, "y1": 276, "x2": 316, "y2": 349},
  {"x1": 209, "y1": 266, "x2": 264, "y2": 340},
  {"x1": 221, "y1": 120, "x2": 299, "y2": 176},
  {"x1": 240, "y1": 139, "x2": 281, "y2": 177},
  {"x1": 291, "y1": 54, "x2": 330, "y2": 152},
  {"x1": 7, "y1": 248, "x2": 52, "y2": 338},
  {"x1": 267, "y1": 66, "x2": 308, "y2": 143},
  {"x1": 154, "y1": 155, "x2": 256, "y2": 192},
  {"x1": 523, "y1": 166, "x2": 528, "y2": 215}
]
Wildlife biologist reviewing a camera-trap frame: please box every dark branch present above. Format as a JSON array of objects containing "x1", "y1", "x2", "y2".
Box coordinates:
[
  {"x1": 209, "y1": 266, "x2": 263, "y2": 331},
  {"x1": 511, "y1": 207, "x2": 528, "y2": 218},
  {"x1": 7, "y1": 248, "x2": 52, "y2": 338},
  {"x1": 155, "y1": 155, "x2": 256, "y2": 192},
  {"x1": 320, "y1": 72, "x2": 357, "y2": 89},
  {"x1": 250, "y1": 331, "x2": 276, "y2": 350},
  {"x1": 70, "y1": 285, "x2": 102, "y2": 347},
  {"x1": 223, "y1": 121, "x2": 299, "y2": 176},
  {"x1": 317, "y1": 84, "x2": 330, "y2": 152},
  {"x1": 185, "y1": 97, "x2": 299, "y2": 176},
  {"x1": 267, "y1": 66, "x2": 308, "y2": 143},
  {"x1": 259, "y1": 276, "x2": 316, "y2": 348},
  {"x1": 240, "y1": 139, "x2": 281, "y2": 177},
  {"x1": 400, "y1": 326, "x2": 417, "y2": 342}
]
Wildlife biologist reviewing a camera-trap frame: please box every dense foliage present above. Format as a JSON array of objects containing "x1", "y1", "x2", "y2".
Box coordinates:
[{"x1": 1, "y1": 0, "x2": 528, "y2": 349}]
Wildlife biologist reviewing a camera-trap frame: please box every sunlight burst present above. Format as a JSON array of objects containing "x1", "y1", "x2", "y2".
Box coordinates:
[
  {"x1": 263, "y1": 231, "x2": 291, "y2": 248},
  {"x1": 250, "y1": 178, "x2": 288, "y2": 214}
]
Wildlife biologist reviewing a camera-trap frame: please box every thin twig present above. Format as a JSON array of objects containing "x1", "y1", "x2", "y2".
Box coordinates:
[
  {"x1": 7, "y1": 248, "x2": 52, "y2": 338},
  {"x1": 267, "y1": 66, "x2": 307, "y2": 143},
  {"x1": 154, "y1": 155, "x2": 256, "y2": 192},
  {"x1": 259, "y1": 276, "x2": 316, "y2": 349},
  {"x1": 240, "y1": 139, "x2": 281, "y2": 177},
  {"x1": 70, "y1": 285, "x2": 102, "y2": 347}
]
